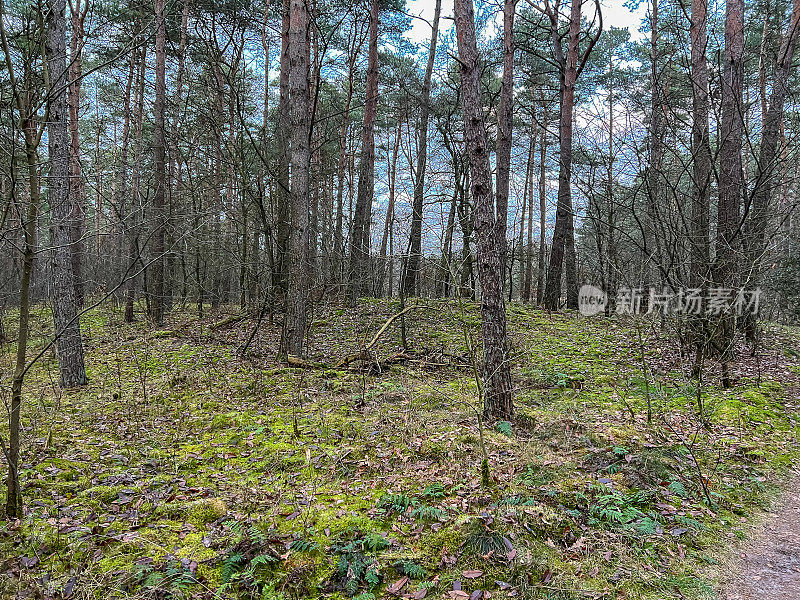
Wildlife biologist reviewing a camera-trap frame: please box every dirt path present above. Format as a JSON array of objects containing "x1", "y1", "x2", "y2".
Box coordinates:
[{"x1": 721, "y1": 473, "x2": 800, "y2": 600}]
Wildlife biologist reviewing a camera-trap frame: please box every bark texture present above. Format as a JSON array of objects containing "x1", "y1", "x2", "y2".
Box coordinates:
[
  {"x1": 348, "y1": 0, "x2": 379, "y2": 298},
  {"x1": 47, "y1": 0, "x2": 87, "y2": 388},
  {"x1": 283, "y1": 0, "x2": 312, "y2": 356},
  {"x1": 454, "y1": 0, "x2": 513, "y2": 421}
]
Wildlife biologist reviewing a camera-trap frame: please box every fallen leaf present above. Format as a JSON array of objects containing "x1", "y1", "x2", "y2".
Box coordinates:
[
  {"x1": 463, "y1": 570, "x2": 483, "y2": 579},
  {"x1": 388, "y1": 576, "x2": 408, "y2": 595}
]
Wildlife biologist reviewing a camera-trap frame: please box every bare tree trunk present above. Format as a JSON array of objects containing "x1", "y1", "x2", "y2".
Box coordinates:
[
  {"x1": 495, "y1": 0, "x2": 516, "y2": 286},
  {"x1": 689, "y1": 0, "x2": 711, "y2": 290},
  {"x1": 274, "y1": 0, "x2": 291, "y2": 298},
  {"x1": 6, "y1": 124, "x2": 43, "y2": 518},
  {"x1": 68, "y1": 0, "x2": 87, "y2": 307},
  {"x1": 521, "y1": 132, "x2": 535, "y2": 302},
  {"x1": 544, "y1": 0, "x2": 583, "y2": 310},
  {"x1": 114, "y1": 52, "x2": 134, "y2": 300},
  {"x1": 149, "y1": 0, "x2": 167, "y2": 325},
  {"x1": 348, "y1": 0, "x2": 379, "y2": 299},
  {"x1": 441, "y1": 166, "x2": 459, "y2": 297},
  {"x1": 747, "y1": 0, "x2": 800, "y2": 273},
  {"x1": 402, "y1": 0, "x2": 441, "y2": 297},
  {"x1": 714, "y1": 0, "x2": 744, "y2": 375},
  {"x1": 333, "y1": 26, "x2": 361, "y2": 285},
  {"x1": 47, "y1": 0, "x2": 87, "y2": 388},
  {"x1": 283, "y1": 0, "x2": 312, "y2": 356},
  {"x1": 536, "y1": 110, "x2": 547, "y2": 305},
  {"x1": 454, "y1": 0, "x2": 513, "y2": 421},
  {"x1": 646, "y1": 0, "x2": 666, "y2": 285},
  {"x1": 126, "y1": 46, "x2": 147, "y2": 323},
  {"x1": 379, "y1": 122, "x2": 401, "y2": 297}
]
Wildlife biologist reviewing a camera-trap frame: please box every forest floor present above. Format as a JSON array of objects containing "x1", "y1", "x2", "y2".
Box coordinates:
[{"x1": 1, "y1": 298, "x2": 799, "y2": 600}]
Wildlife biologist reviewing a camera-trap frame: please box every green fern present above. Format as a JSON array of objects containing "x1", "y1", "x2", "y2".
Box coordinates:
[
  {"x1": 362, "y1": 532, "x2": 390, "y2": 552},
  {"x1": 495, "y1": 420, "x2": 513, "y2": 436},
  {"x1": 410, "y1": 504, "x2": 447, "y2": 522},
  {"x1": 248, "y1": 525, "x2": 270, "y2": 547},
  {"x1": 668, "y1": 480, "x2": 689, "y2": 498},
  {"x1": 395, "y1": 560, "x2": 426, "y2": 580},
  {"x1": 632, "y1": 516, "x2": 659, "y2": 535},
  {"x1": 290, "y1": 539, "x2": 320, "y2": 553},
  {"x1": 675, "y1": 515, "x2": 706, "y2": 531},
  {"x1": 463, "y1": 518, "x2": 507, "y2": 557},
  {"x1": 222, "y1": 553, "x2": 247, "y2": 584},
  {"x1": 377, "y1": 493, "x2": 411, "y2": 514},
  {"x1": 364, "y1": 567, "x2": 381, "y2": 587},
  {"x1": 421, "y1": 483, "x2": 446, "y2": 499},
  {"x1": 251, "y1": 554, "x2": 278, "y2": 568}
]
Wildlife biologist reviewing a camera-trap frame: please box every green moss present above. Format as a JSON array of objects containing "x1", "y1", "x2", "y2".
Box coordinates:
[
  {"x1": 420, "y1": 526, "x2": 465, "y2": 557},
  {"x1": 82, "y1": 485, "x2": 121, "y2": 503},
  {"x1": 186, "y1": 497, "x2": 228, "y2": 527}
]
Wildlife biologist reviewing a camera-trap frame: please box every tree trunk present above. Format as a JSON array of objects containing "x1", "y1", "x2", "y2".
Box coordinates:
[
  {"x1": 67, "y1": 0, "x2": 87, "y2": 307},
  {"x1": 521, "y1": 132, "x2": 535, "y2": 302},
  {"x1": 689, "y1": 0, "x2": 712, "y2": 291},
  {"x1": 379, "y1": 123, "x2": 401, "y2": 297},
  {"x1": 126, "y1": 46, "x2": 147, "y2": 323},
  {"x1": 454, "y1": 0, "x2": 513, "y2": 421},
  {"x1": 46, "y1": 0, "x2": 87, "y2": 388},
  {"x1": 495, "y1": 0, "x2": 515, "y2": 286},
  {"x1": 402, "y1": 0, "x2": 441, "y2": 297},
  {"x1": 283, "y1": 0, "x2": 312, "y2": 356},
  {"x1": 646, "y1": 0, "x2": 666, "y2": 286},
  {"x1": 114, "y1": 53, "x2": 135, "y2": 299},
  {"x1": 348, "y1": 0, "x2": 379, "y2": 299},
  {"x1": 714, "y1": 0, "x2": 744, "y2": 365},
  {"x1": 149, "y1": 0, "x2": 167, "y2": 325},
  {"x1": 543, "y1": 0, "x2": 582, "y2": 311},
  {"x1": 536, "y1": 110, "x2": 547, "y2": 305},
  {"x1": 6, "y1": 125, "x2": 43, "y2": 518},
  {"x1": 333, "y1": 26, "x2": 361, "y2": 285},
  {"x1": 274, "y1": 0, "x2": 291, "y2": 299},
  {"x1": 746, "y1": 0, "x2": 800, "y2": 280}
]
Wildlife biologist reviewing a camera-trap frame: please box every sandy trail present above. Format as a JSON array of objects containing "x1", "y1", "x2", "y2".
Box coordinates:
[{"x1": 721, "y1": 476, "x2": 800, "y2": 600}]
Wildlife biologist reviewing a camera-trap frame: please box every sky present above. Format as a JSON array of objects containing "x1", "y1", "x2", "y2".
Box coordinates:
[{"x1": 404, "y1": 0, "x2": 649, "y2": 44}]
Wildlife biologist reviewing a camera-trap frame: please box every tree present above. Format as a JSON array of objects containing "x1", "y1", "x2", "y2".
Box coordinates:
[
  {"x1": 0, "y1": 0, "x2": 46, "y2": 517},
  {"x1": 46, "y1": 0, "x2": 87, "y2": 389},
  {"x1": 149, "y1": 0, "x2": 167, "y2": 325},
  {"x1": 283, "y1": 0, "x2": 312, "y2": 356},
  {"x1": 349, "y1": 0, "x2": 379, "y2": 299},
  {"x1": 67, "y1": 0, "x2": 88, "y2": 308},
  {"x1": 745, "y1": 0, "x2": 800, "y2": 301},
  {"x1": 542, "y1": 0, "x2": 602, "y2": 310},
  {"x1": 454, "y1": 0, "x2": 514, "y2": 421},
  {"x1": 714, "y1": 0, "x2": 745, "y2": 382},
  {"x1": 401, "y1": 0, "x2": 441, "y2": 297},
  {"x1": 495, "y1": 0, "x2": 516, "y2": 286},
  {"x1": 689, "y1": 0, "x2": 711, "y2": 294}
]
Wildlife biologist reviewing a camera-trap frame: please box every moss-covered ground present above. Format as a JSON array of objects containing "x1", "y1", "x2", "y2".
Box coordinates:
[{"x1": 1, "y1": 299, "x2": 799, "y2": 600}]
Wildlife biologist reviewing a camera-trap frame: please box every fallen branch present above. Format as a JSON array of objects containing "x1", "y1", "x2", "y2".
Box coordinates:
[{"x1": 210, "y1": 314, "x2": 246, "y2": 330}]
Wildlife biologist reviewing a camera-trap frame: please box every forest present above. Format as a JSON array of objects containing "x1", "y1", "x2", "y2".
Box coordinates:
[{"x1": 1, "y1": 0, "x2": 800, "y2": 596}]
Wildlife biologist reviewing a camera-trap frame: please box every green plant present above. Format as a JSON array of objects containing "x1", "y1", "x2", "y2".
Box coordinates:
[
  {"x1": 495, "y1": 420, "x2": 513, "y2": 436},
  {"x1": 376, "y1": 493, "x2": 411, "y2": 514},
  {"x1": 421, "y1": 482, "x2": 446, "y2": 499},
  {"x1": 222, "y1": 553, "x2": 248, "y2": 584},
  {"x1": 394, "y1": 560, "x2": 426, "y2": 580},
  {"x1": 410, "y1": 504, "x2": 447, "y2": 522},
  {"x1": 332, "y1": 539, "x2": 381, "y2": 596},
  {"x1": 290, "y1": 539, "x2": 320, "y2": 553}
]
